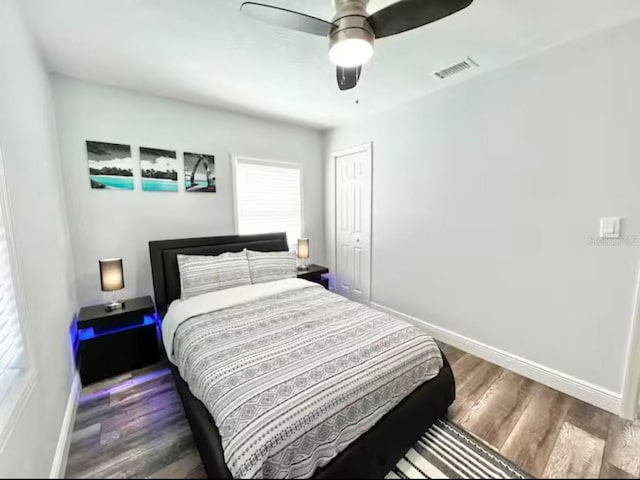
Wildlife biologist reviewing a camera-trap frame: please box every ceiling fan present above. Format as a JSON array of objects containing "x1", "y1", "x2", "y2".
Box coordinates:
[{"x1": 240, "y1": 0, "x2": 474, "y2": 91}]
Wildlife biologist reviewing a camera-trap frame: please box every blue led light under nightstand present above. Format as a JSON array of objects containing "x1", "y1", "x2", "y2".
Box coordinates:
[{"x1": 78, "y1": 315, "x2": 156, "y2": 341}]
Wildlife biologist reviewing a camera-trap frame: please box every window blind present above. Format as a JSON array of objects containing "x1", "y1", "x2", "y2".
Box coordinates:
[
  {"x1": 0, "y1": 182, "x2": 23, "y2": 390},
  {"x1": 235, "y1": 159, "x2": 302, "y2": 249}
]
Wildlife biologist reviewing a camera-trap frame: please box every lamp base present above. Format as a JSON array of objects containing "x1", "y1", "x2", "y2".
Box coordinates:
[
  {"x1": 104, "y1": 301, "x2": 123, "y2": 312},
  {"x1": 297, "y1": 265, "x2": 309, "y2": 272}
]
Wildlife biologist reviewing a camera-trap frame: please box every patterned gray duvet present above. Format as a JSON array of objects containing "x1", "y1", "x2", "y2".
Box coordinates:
[{"x1": 169, "y1": 280, "x2": 443, "y2": 479}]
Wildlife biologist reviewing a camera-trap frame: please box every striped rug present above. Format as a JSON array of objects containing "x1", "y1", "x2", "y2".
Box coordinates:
[{"x1": 387, "y1": 418, "x2": 532, "y2": 479}]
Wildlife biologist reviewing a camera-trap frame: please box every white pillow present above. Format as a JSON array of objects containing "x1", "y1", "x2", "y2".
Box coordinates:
[
  {"x1": 247, "y1": 250, "x2": 297, "y2": 284},
  {"x1": 177, "y1": 251, "x2": 251, "y2": 300}
]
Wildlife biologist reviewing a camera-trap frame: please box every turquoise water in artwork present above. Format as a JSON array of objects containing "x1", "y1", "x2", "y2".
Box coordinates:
[
  {"x1": 142, "y1": 178, "x2": 178, "y2": 192},
  {"x1": 91, "y1": 175, "x2": 134, "y2": 190},
  {"x1": 185, "y1": 180, "x2": 208, "y2": 188}
]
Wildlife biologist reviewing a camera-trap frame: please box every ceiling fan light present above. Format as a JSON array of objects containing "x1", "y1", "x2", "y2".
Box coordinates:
[{"x1": 329, "y1": 38, "x2": 373, "y2": 68}]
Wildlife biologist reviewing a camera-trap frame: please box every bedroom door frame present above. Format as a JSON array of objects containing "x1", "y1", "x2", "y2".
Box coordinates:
[
  {"x1": 621, "y1": 264, "x2": 640, "y2": 419},
  {"x1": 332, "y1": 142, "x2": 373, "y2": 304}
]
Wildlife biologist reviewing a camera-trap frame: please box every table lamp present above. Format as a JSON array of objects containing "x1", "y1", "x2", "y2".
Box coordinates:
[
  {"x1": 100, "y1": 258, "x2": 124, "y2": 311},
  {"x1": 297, "y1": 238, "x2": 309, "y2": 271}
]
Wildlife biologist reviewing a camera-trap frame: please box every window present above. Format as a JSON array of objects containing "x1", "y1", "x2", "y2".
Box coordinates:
[
  {"x1": 0, "y1": 155, "x2": 25, "y2": 404},
  {"x1": 234, "y1": 158, "x2": 302, "y2": 249}
]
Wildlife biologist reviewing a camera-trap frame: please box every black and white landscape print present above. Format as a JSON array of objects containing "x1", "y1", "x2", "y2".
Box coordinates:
[
  {"x1": 184, "y1": 152, "x2": 216, "y2": 192},
  {"x1": 140, "y1": 147, "x2": 178, "y2": 192},
  {"x1": 87, "y1": 141, "x2": 134, "y2": 190}
]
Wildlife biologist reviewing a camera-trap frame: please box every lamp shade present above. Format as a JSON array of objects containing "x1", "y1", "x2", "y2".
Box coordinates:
[
  {"x1": 99, "y1": 258, "x2": 124, "y2": 292},
  {"x1": 297, "y1": 238, "x2": 309, "y2": 260}
]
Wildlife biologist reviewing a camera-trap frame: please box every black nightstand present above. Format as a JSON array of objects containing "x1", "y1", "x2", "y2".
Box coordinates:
[
  {"x1": 298, "y1": 264, "x2": 330, "y2": 289},
  {"x1": 77, "y1": 296, "x2": 159, "y2": 385}
]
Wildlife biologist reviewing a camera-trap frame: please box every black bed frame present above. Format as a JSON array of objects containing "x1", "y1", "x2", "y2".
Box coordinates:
[{"x1": 149, "y1": 233, "x2": 456, "y2": 479}]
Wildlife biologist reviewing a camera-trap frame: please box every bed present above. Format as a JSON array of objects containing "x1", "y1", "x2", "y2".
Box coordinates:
[{"x1": 149, "y1": 233, "x2": 455, "y2": 479}]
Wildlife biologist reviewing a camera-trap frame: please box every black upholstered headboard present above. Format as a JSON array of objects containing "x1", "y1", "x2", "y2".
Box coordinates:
[{"x1": 148, "y1": 232, "x2": 289, "y2": 316}]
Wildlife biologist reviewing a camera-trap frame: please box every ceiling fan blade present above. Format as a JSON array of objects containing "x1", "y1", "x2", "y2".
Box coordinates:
[
  {"x1": 240, "y1": 2, "x2": 335, "y2": 37},
  {"x1": 337, "y1": 65, "x2": 362, "y2": 91},
  {"x1": 368, "y1": 0, "x2": 473, "y2": 39}
]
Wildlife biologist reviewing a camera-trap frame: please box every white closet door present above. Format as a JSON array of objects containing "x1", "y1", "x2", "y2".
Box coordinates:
[{"x1": 334, "y1": 144, "x2": 372, "y2": 304}]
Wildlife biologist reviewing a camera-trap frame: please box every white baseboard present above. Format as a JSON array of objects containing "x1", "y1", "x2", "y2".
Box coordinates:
[
  {"x1": 371, "y1": 302, "x2": 622, "y2": 415},
  {"x1": 49, "y1": 372, "x2": 80, "y2": 479}
]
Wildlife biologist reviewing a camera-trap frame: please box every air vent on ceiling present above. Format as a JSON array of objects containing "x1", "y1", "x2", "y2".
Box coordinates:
[{"x1": 432, "y1": 57, "x2": 479, "y2": 80}]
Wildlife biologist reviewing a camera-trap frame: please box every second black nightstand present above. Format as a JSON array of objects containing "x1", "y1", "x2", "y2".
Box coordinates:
[
  {"x1": 77, "y1": 296, "x2": 159, "y2": 385},
  {"x1": 298, "y1": 264, "x2": 330, "y2": 289}
]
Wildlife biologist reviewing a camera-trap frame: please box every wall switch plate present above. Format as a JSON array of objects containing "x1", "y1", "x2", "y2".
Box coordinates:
[{"x1": 600, "y1": 217, "x2": 621, "y2": 238}]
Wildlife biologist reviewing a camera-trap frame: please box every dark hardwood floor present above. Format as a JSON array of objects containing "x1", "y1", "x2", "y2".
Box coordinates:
[
  {"x1": 66, "y1": 367, "x2": 205, "y2": 479},
  {"x1": 65, "y1": 344, "x2": 640, "y2": 478}
]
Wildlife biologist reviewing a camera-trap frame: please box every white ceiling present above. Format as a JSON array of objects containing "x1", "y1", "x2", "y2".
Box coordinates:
[{"x1": 19, "y1": 0, "x2": 640, "y2": 129}]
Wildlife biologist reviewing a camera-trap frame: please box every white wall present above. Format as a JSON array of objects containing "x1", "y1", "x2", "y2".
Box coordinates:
[
  {"x1": 52, "y1": 77, "x2": 326, "y2": 307},
  {"x1": 0, "y1": 0, "x2": 78, "y2": 476},
  {"x1": 326, "y1": 18, "x2": 640, "y2": 395}
]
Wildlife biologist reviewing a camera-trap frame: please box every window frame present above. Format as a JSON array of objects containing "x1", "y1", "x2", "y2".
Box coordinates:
[
  {"x1": 0, "y1": 143, "x2": 36, "y2": 452},
  {"x1": 231, "y1": 156, "x2": 305, "y2": 249}
]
